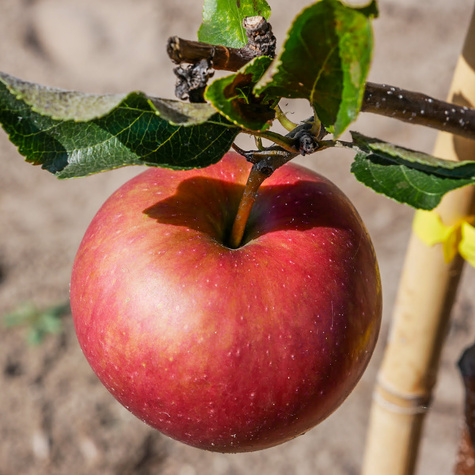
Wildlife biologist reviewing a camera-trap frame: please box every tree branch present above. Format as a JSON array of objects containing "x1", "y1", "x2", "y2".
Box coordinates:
[
  {"x1": 363, "y1": 82, "x2": 475, "y2": 141},
  {"x1": 167, "y1": 36, "x2": 475, "y2": 140}
]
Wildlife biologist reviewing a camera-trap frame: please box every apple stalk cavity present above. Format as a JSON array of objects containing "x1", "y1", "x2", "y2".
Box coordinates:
[{"x1": 70, "y1": 152, "x2": 382, "y2": 452}]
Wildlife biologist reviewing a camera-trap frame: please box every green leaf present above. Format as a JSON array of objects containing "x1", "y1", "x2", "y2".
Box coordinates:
[
  {"x1": 255, "y1": 0, "x2": 377, "y2": 137},
  {"x1": 352, "y1": 131, "x2": 475, "y2": 178},
  {"x1": 205, "y1": 56, "x2": 275, "y2": 131},
  {"x1": 198, "y1": 0, "x2": 271, "y2": 48},
  {"x1": 0, "y1": 72, "x2": 240, "y2": 178},
  {"x1": 350, "y1": 132, "x2": 475, "y2": 209}
]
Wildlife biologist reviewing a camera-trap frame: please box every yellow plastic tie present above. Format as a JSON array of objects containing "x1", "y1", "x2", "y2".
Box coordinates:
[
  {"x1": 413, "y1": 210, "x2": 475, "y2": 266},
  {"x1": 460, "y1": 221, "x2": 475, "y2": 267}
]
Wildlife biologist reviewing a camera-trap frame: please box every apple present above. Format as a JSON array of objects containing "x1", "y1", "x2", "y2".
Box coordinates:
[{"x1": 70, "y1": 152, "x2": 382, "y2": 452}]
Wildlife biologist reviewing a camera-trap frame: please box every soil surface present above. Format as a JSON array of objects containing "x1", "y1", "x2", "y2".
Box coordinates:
[{"x1": 1, "y1": 1, "x2": 475, "y2": 474}]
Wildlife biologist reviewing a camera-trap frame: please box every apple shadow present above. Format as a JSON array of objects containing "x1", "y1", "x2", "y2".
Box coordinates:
[{"x1": 143, "y1": 176, "x2": 352, "y2": 243}]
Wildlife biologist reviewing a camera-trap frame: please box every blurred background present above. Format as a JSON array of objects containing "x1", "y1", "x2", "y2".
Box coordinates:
[{"x1": 0, "y1": 0, "x2": 474, "y2": 473}]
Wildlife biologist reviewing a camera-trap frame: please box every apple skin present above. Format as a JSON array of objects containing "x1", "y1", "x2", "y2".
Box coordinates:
[{"x1": 70, "y1": 152, "x2": 382, "y2": 452}]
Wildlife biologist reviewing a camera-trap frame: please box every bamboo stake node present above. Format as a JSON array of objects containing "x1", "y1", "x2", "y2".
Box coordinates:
[{"x1": 373, "y1": 376, "x2": 431, "y2": 415}]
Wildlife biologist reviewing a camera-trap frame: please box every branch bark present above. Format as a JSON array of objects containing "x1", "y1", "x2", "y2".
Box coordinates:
[{"x1": 363, "y1": 82, "x2": 475, "y2": 141}]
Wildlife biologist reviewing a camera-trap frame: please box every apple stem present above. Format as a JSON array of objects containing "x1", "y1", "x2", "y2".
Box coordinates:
[{"x1": 228, "y1": 165, "x2": 269, "y2": 249}]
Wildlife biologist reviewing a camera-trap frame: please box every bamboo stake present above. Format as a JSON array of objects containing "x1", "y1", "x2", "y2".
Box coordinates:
[{"x1": 361, "y1": 5, "x2": 475, "y2": 475}]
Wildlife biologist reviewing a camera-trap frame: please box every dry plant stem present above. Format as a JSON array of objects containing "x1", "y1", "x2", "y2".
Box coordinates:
[
  {"x1": 167, "y1": 16, "x2": 275, "y2": 74},
  {"x1": 228, "y1": 165, "x2": 268, "y2": 249},
  {"x1": 167, "y1": 37, "x2": 260, "y2": 71},
  {"x1": 362, "y1": 6, "x2": 475, "y2": 475}
]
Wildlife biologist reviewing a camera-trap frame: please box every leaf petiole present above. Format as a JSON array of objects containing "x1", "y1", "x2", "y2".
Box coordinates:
[
  {"x1": 317, "y1": 138, "x2": 356, "y2": 151},
  {"x1": 248, "y1": 129, "x2": 299, "y2": 153},
  {"x1": 254, "y1": 136, "x2": 265, "y2": 150},
  {"x1": 275, "y1": 105, "x2": 299, "y2": 132}
]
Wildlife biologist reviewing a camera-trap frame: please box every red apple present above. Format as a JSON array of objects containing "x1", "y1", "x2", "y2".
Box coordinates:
[{"x1": 70, "y1": 152, "x2": 382, "y2": 452}]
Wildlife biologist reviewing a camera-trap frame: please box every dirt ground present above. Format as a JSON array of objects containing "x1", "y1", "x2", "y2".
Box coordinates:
[{"x1": 1, "y1": 0, "x2": 475, "y2": 474}]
